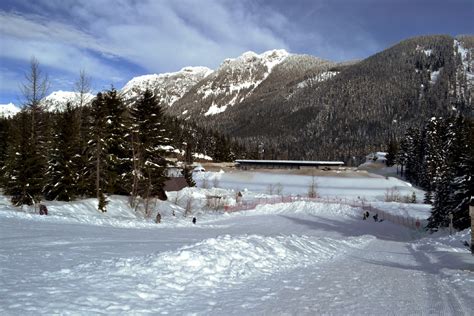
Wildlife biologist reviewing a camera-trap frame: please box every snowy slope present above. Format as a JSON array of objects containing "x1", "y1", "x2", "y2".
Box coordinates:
[
  {"x1": 40, "y1": 90, "x2": 94, "y2": 112},
  {"x1": 0, "y1": 190, "x2": 472, "y2": 315},
  {"x1": 0, "y1": 102, "x2": 21, "y2": 117},
  {"x1": 171, "y1": 49, "x2": 290, "y2": 118},
  {"x1": 121, "y1": 66, "x2": 213, "y2": 106}
]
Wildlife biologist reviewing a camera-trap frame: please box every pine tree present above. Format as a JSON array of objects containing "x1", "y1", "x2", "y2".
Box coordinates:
[
  {"x1": 44, "y1": 103, "x2": 80, "y2": 201},
  {"x1": 7, "y1": 57, "x2": 51, "y2": 205},
  {"x1": 396, "y1": 137, "x2": 409, "y2": 177},
  {"x1": 75, "y1": 105, "x2": 95, "y2": 197},
  {"x1": 0, "y1": 117, "x2": 9, "y2": 186},
  {"x1": 3, "y1": 112, "x2": 33, "y2": 205},
  {"x1": 130, "y1": 89, "x2": 170, "y2": 215},
  {"x1": 443, "y1": 116, "x2": 474, "y2": 229},
  {"x1": 421, "y1": 117, "x2": 445, "y2": 192},
  {"x1": 184, "y1": 142, "x2": 194, "y2": 165},
  {"x1": 88, "y1": 92, "x2": 109, "y2": 212},
  {"x1": 428, "y1": 115, "x2": 474, "y2": 230},
  {"x1": 424, "y1": 190, "x2": 433, "y2": 204},
  {"x1": 182, "y1": 166, "x2": 196, "y2": 187},
  {"x1": 103, "y1": 88, "x2": 131, "y2": 195},
  {"x1": 403, "y1": 127, "x2": 423, "y2": 185},
  {"x1": 385, "y1": 139, "x2": 398, "y2": 167}
]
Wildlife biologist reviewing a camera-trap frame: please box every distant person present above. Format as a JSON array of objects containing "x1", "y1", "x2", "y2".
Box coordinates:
[
  {"x1": 236, "y1": 191, "x2": 243, "y2": 204},
  {"x1": 373, "y1": 213, "x2": 378, "y2": 222},
  {"x1": 192, "y1": 217, "x2": 196, "y2": 224},
  {"x1": 172, "y1": 210, "x2": 176, "y2": 217},
  {"x1": 39, "y1": 204, "x2": 48, "y2": 216},
  {"x1": 155, "y1": 212, "x2": 161, "y2": 224}
]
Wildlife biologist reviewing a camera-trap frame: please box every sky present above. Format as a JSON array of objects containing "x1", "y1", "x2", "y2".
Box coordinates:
[{"x1": 0, "y1": 0, "x2": 473, "y2": 105}]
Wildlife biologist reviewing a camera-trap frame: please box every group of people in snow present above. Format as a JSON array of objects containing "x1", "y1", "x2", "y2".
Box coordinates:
[
  {"x1": 362, "y1": 210, "x2": 381, "y2": 222},
  {"x1": 155, "y1": 211, "x2": 197, "y2": 225}
]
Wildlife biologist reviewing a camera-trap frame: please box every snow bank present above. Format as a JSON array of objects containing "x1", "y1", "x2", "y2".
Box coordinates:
[
  {"x1": 225, "y1": 200, "x2": 362, "y2": 219},
  {"x1": 33, "y1": 233, "x2": 373, "y2": 313},
  {"x1": 0, "y1": 195, "x2": 192, "y2": 228},
  {"x1": 371, "y1": 201, "x2": 432, "y2": 220}
]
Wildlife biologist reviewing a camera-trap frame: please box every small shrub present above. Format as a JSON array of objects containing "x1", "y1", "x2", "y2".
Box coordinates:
[
  {"x1": 184, "y1": 196, "x2": 193, "y2": 217},
  {"x1": 384, "y1": 188, "x2": 401, "y2": 202}
]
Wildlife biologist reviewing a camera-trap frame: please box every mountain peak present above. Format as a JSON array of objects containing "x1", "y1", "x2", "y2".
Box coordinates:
[
  {"x1": 0, "y1": 102, "x2": 21, "y2": 118},
  {"x1": 121, "y1": 66, "x2": 213, "y2": 106},
  {"x1": 223, "y1": 49, "x2": 290, "y2": 66},
  {"x1": 41, "y1": 90, "x2": 94, "y2": 112}
]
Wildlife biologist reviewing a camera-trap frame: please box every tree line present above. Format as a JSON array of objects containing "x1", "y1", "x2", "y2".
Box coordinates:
[
  {"x1": 177, "y1": 35, "x2": 472, "y2": 164},
  {"x1": 0, "y1": 59, "x2": 249, "y2": 213},
  {"x1": 389, "y1": 115, "x2": 474, "y2": 230}
]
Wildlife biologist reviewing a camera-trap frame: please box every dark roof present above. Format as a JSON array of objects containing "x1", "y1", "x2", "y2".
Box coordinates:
[
  {"x1": 235, "y1": 159, "x2": 344, "y2": 166},
  {"x1": 164, "y1": 177, "x2": 188, "y2": 192}
]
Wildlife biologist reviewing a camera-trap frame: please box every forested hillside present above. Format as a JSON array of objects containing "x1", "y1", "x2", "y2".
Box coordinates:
[{"x1": 170, "y1": 35, "x2": 473, "y2": 163}]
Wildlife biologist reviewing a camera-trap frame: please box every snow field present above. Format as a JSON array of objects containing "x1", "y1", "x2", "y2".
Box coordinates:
[
  {"x1": 1, "y1": 170, "x2": 473, "y2": 314},
  {"x1": 193, "y1": 170, "x2": 425, "y2": 202}
]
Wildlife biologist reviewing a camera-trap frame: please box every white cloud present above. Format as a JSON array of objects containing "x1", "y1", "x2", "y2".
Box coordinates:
[{"x1": 0, "y1": 0, "x2": 290, "y2": 81}]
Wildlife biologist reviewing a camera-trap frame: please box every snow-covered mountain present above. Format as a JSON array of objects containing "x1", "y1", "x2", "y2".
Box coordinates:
[
  {"x1": 41, "y1": 90, "x2": 94, "y2": 112},
  {"x1": 0, "y1": 103, "x2": 21, "y2": 118},
  {"x1": 170, "y1": 49, "x2": 290, "y2": 117},
  {"x1": 121, "y1": 66, "x2": 213, "y2": 106}
]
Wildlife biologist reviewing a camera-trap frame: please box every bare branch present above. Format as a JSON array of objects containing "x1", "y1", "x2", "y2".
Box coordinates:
[
  {"x1": 20, "y1": 56, "x2": 50, "y2": 110},
  {"x1": 74, "y1": 69, "x2": 92, "y2": 107}
]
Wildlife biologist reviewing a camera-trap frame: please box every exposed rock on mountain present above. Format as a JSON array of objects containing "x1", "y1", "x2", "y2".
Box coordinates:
[{"x1": 121, "y1": 66, "x2": 213, "y2": 106}]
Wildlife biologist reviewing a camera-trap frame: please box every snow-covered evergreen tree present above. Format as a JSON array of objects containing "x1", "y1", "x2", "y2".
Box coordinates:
[
  {"x1": 3, "y1": 112, "x2": 33, "y2": 205},
  {"x1": 88, "y1": 92, "x2": 109, "y2": 212},
  {"x1": 442, "y1": 116, "x2": 474, "y2": 229},
  {"x1": 420, "y1": 117, "x2": 445, "y2": 192},
  {"x1": 402, "y1": 127, "x2": 422, "y2": 184},
  {"x1": 103, "y1": 88, "x2": 131, "y2": 195},
  {"x1": 428, "y1": 116, "x2": 474, "y2": 230},
  {"x1": 75, "y1": 105, "x2": 95, "y2": 197},
  {"x1": 44, "y1": 103, "x2": 80, "y2": 201},
  {"x1": 129, "y1": 89, "x2": 170, "y2": 214}
]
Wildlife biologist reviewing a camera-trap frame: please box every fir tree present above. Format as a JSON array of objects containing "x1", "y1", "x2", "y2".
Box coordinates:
[
  {"x1": 182, "y1": 166, "x2": 196, "y2": 187},
  {"x1": 75, "y1": 105, "x2": 95, "y2": 197},
  {"x1": 420, "y1": 117, "x2": 445, "y2": 192},
  {"x1": 44, "y1": 103, "x2": 80, "y2": 201},
  {"x1": 88, "y1": 92, "x2": 109, "y2": 211},
  {"x1": 103, "y1": 88, "x2": 131, "y2": 195},
  {"x1": 130, "y1": 89, "x2": 170, "y2": 215},
  {"x1": 385, "y1": 139, "x2": 398, "y2": 167},
  {"x1": 403, "y1": 127, "x2": 423, "y2": 185},
  {"x1": 428, "y1": 116, "x2": 474, "y2": 230},
  {"x1": 3, "y1": 112, "x2": 33, "y2": 205},
  {"x1": 0, "y1": 117, "x2": 9, "y2": 186},
  {"x1": 10, "y1": 57, "x2": 51, "y2": 205},
  {"x1": 443, "y1": 116, "x2": 474, "y2": 229}
]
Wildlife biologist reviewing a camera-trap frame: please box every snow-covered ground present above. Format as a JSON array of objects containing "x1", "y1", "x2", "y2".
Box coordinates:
[
  {"x1": 194, "y1": 170, "x2": 425, "y2": 202},
  {"x1": 0, "y1": 171, "x2": 473, "y2": 315}
]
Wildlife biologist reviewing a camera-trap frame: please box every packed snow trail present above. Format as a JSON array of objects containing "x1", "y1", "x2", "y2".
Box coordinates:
[{"x1": 1, "y1": 201, "x2": 473, "y2": 315}]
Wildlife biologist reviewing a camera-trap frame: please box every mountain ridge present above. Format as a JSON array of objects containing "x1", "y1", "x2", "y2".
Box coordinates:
[{"x1": 3, "y1": 35, "x2": 473, "y2": 162}]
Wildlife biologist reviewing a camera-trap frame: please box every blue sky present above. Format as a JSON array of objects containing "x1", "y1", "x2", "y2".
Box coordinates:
[{"x1": 1, "y1": 0, "x2": 473, "y2": 105}]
